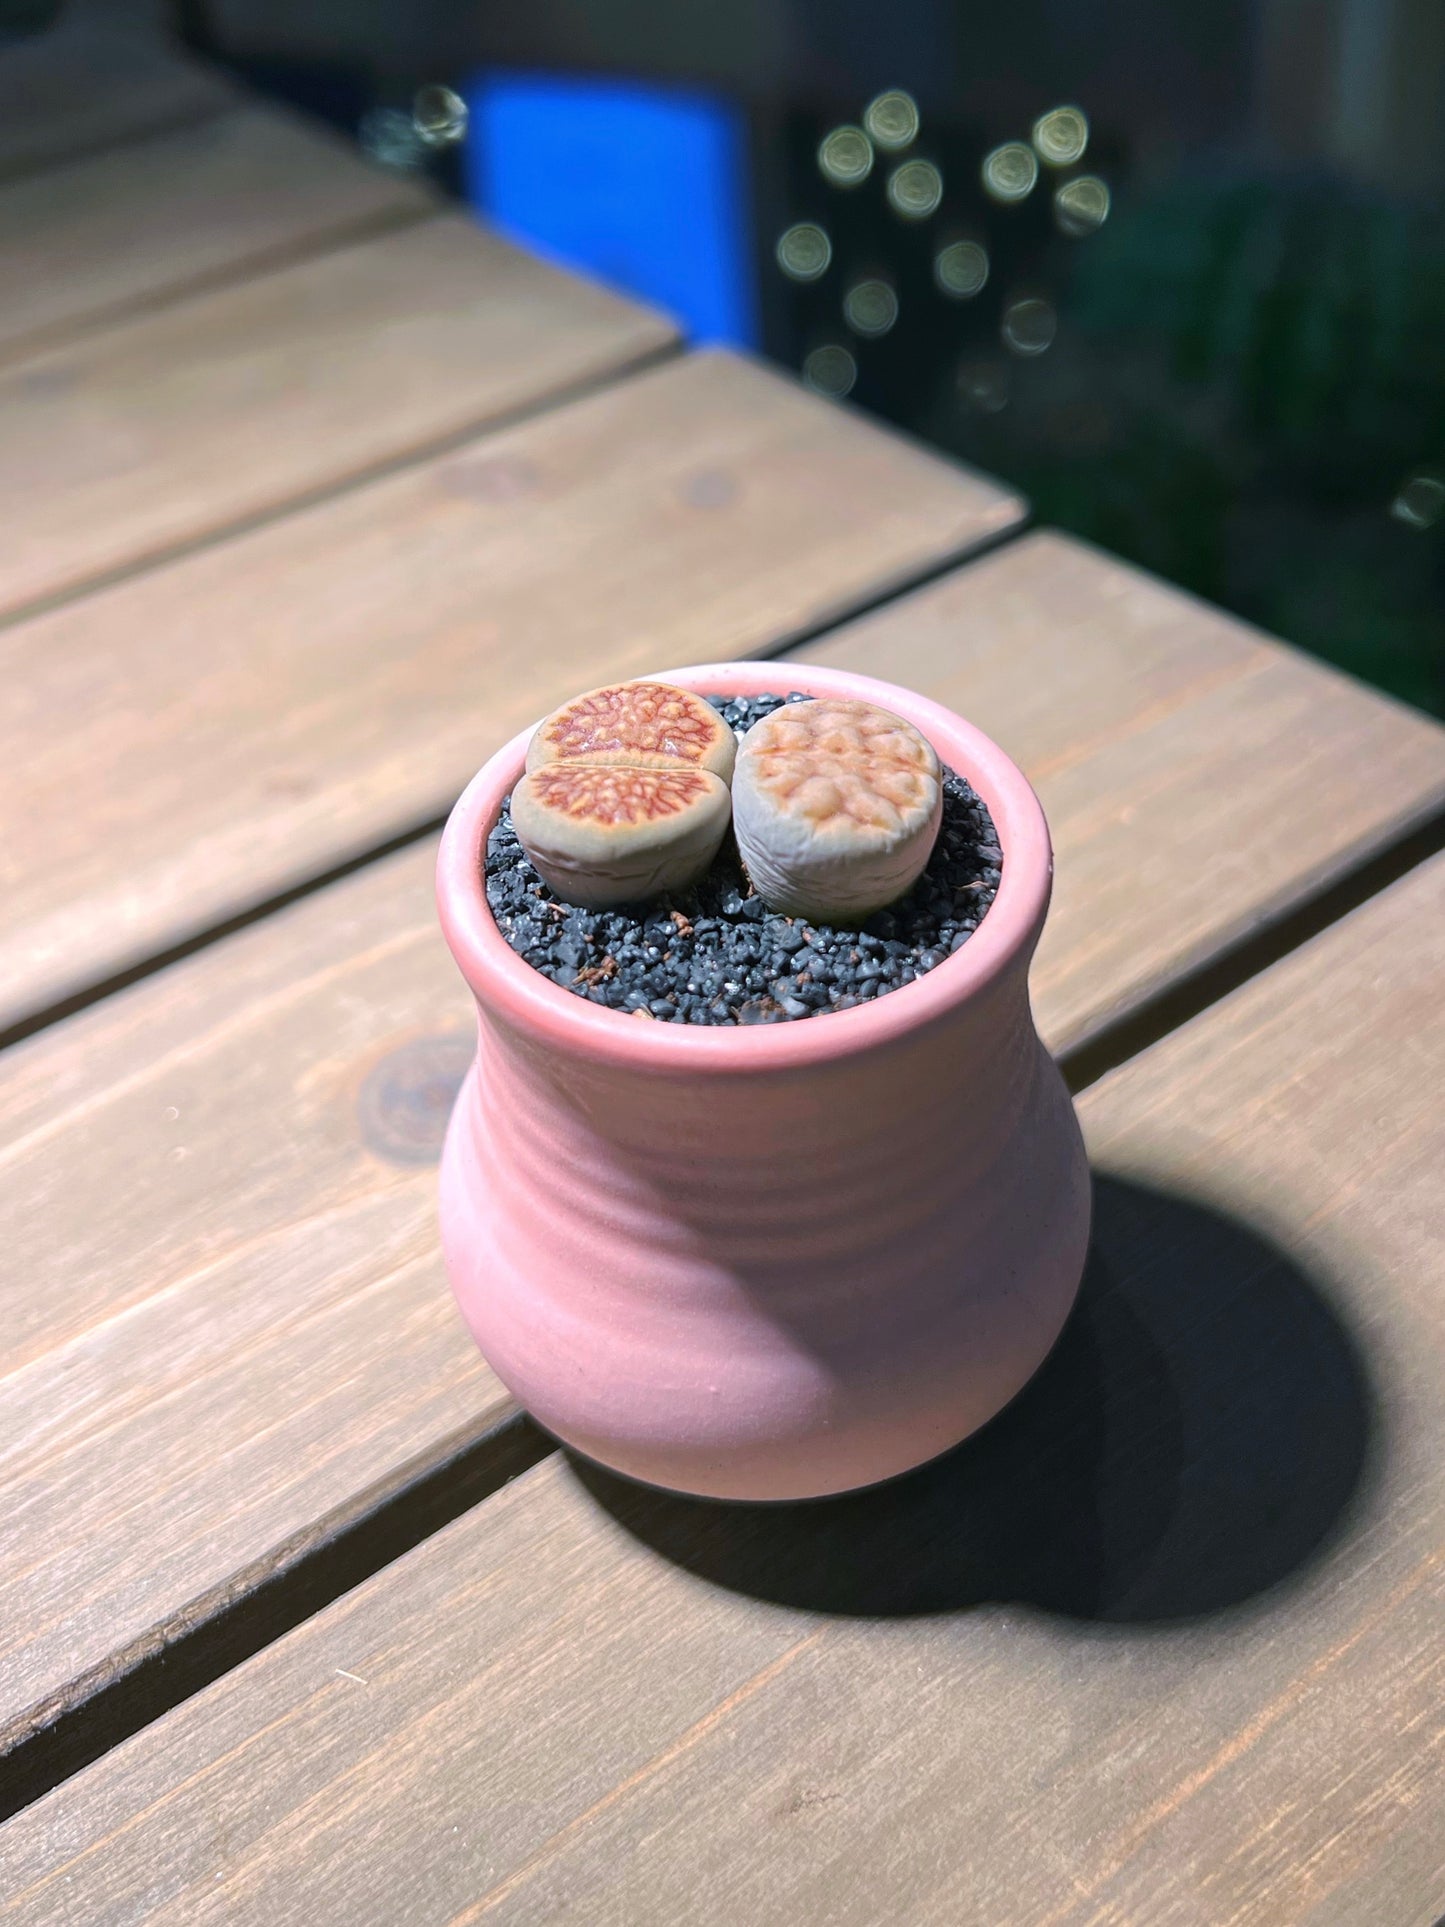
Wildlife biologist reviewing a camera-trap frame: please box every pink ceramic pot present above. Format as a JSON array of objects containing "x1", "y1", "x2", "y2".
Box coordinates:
[{"x1": 437, "y1": 662, "x2": 1090, "y2": 1501}]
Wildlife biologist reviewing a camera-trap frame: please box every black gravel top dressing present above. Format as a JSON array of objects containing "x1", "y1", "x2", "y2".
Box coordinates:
[{"x1": 484, "y1": 694, "x2": 1003, "y2": 1025}]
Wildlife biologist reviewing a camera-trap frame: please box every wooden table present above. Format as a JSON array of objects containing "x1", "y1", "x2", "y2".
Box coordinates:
[{"x1": 2, "y1": 27, "x2": 1443, "y2": 1926}]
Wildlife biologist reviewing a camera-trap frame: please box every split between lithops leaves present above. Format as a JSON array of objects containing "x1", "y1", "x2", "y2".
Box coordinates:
[
  {"x1": 732, "y1": 698, "x2": 943, "y2": 924},
  {"x1": 512, "y1": 681, "x2": 735, "y2": 908}
]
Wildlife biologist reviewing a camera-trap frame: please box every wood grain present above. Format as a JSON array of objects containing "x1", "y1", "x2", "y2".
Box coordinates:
[
  {"x1": 0, "y1": 19, "x2": 233, "y2": 181},
  {"x1": 799, "y1": 531, "x2": 1445, "y2": 1054},
  {"x1": 0, "y1": 366, "x2": 1016, "y2": 1749},
  {"x1": 0, "y1": 350, "x2": 1020, "y2": 1032},
  {"x1": 0, "y1": 205, "x2": 675, "y2": 618},
  {"x1": 6, "y1": 854, "x2": 1439, "y2": 1924},
  {"x1": 0, "y1": 842, "x2": 493, "y2": 1758},
  {"x1": 2, "y1": 510, "x2": 1440, "y2": 1763},
  {"x1": 0, "y1": 106, "x2": 432, "y2": 360}
]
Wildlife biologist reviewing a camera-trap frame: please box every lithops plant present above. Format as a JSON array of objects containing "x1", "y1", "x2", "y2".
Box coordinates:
[
  {"x1": 732, "y1": 697, "x2": 942, "y2": 924},
  {"x1": 526, "y1": 680, "x2": 736, "y2": 781},
  {"x1": 512, "y1": 681, "x2": 734, "y2": 908}
]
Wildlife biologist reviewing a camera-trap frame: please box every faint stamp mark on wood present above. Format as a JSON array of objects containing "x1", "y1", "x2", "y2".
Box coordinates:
[
  {"x1": 17, "y1": 366, "x2": 76, "y2": 399},
  {"x1": 777, "y1": 1786, "x2": 843, "y2": 1818},
  {"x1": 437, "y1": 454, "x2": 541, "y2": 503},
  {"x1": 677, "y1": 468, "x2": 738, "y2": 510},
  {"x1": 263, "y1": 770, "x2": 314, "y2": 799},
  {"x1": 358, "y1": 1034, "x2": 472, "y2": 1164}
]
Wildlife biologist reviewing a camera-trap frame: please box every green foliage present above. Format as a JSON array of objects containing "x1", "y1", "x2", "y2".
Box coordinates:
[{"x1": 941, "y1": 170, "x2": 1445, "y2": 715}]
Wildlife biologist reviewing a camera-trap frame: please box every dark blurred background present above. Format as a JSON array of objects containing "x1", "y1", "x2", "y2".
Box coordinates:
[{"x1": 22, "y1": 0, "x2": 1444, "y2": 714}]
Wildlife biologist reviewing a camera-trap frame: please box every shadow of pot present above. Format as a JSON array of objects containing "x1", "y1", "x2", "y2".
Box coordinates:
[{"x1": 567, "y1": 1176, "x2": 1376, "y2": 1624}]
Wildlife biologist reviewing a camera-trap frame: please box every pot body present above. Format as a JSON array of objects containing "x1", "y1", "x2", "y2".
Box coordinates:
[{"x1": 438, "y1": 664, "x2": 1090, "y2": 1500}]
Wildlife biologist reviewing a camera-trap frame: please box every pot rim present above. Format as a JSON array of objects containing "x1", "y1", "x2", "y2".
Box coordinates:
[{"x1": 437, "y1": 661, "x2": 1051, "y2": 1071}]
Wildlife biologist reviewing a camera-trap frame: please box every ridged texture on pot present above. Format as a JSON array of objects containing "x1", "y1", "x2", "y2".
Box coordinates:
[{"x1": 438, "y1": 663, "x2": 1090, "y2": 1501}]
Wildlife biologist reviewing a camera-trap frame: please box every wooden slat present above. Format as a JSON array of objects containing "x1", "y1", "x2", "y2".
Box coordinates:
[
  {"x1": 0, "y1": 205, "x2": 676, "y2": 618},
  {"x1": 0, "y1": 351, "x2": 1020, "y2": 1033},
  {"x1": 799, "y1": 531, "x2": 1445, "y2": 1055},
  {"x1": 0, "y1": 364, "x2": 1019, "y2": 1749},
  {"x1": 0, "y1": 105, "x2": 432, "y2": 360},
  {"x1": 0, "y1": 20, "x2": 233, "y2": 181},
  {"x1": 2, "y1": 508, "x2": 1440, "y2": 1759},
  {"x1": 7, "y1": 854, "x2": 1439, "y2": 1923},
  {"x1": 0, "y1": 842, "x2": 494, "y2": 1758}
]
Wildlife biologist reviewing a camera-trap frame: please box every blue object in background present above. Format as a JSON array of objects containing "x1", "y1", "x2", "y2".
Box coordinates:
[{"x1": 465, "y1": 73, "x2": 756, "y2": 347}]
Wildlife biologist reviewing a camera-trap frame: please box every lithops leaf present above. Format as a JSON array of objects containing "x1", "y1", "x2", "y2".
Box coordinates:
[
  {"x1": 732, "y1": 698, "x2": 942, "y2": 923},
  {"x1": 512, "y1": 764, "x2": 732, "y2": 909},
  {"x1": 526, "y1": 680, "x2": 736, "y2": 782}
]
